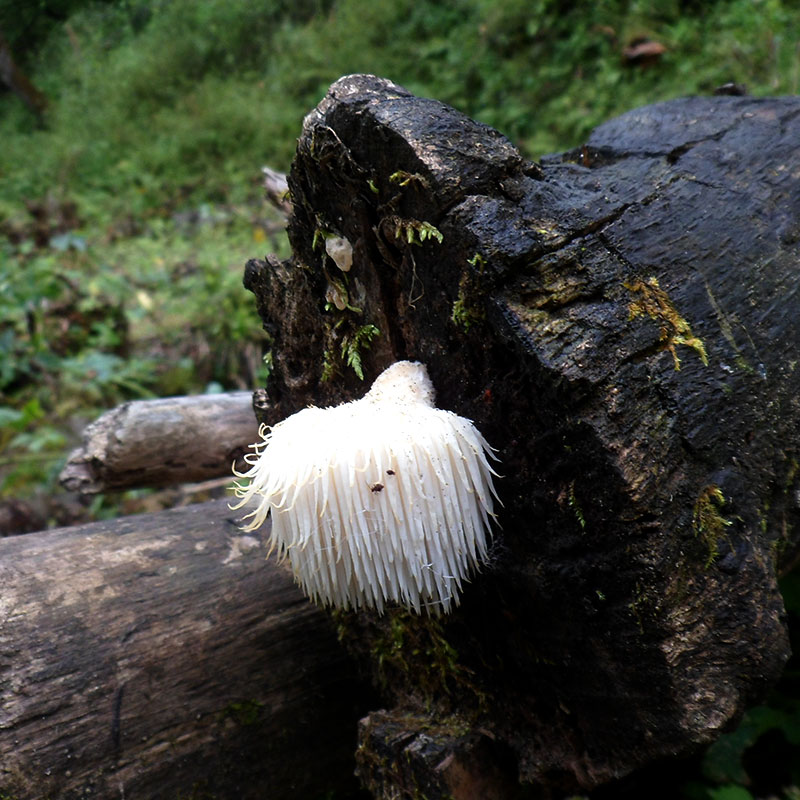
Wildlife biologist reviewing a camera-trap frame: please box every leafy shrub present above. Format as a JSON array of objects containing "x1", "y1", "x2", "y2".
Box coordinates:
[{"x1": 0, "y1": 0, "x2": 798, "y2": 517}]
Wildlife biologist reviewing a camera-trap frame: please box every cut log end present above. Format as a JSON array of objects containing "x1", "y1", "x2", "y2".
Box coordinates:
[
  {"x1": 245, "y1": 75, "x2": 799, "y2": 794},
  {"x1": 59, "y1": 392, "x2": 261, "y2": 495}
]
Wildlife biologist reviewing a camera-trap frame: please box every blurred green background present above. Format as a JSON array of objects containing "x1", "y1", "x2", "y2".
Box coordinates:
[
  {"x1": 1, "y1": 0, "x2": 799, "y2": 518},
  {"x1": 1, "y1": 1, "x2": 799, "y2": 795}
]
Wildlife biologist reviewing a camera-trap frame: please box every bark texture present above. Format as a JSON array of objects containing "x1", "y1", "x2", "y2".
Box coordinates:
[
  {"x1": 243, "y1": 75, "x2": 800, "y2": 794},
  {"x1": 0, "y1": 499, "x2": 372, "y2": 799},
  {"x1": 59, "y1": 392, "x2": 259, "y2": 494}
]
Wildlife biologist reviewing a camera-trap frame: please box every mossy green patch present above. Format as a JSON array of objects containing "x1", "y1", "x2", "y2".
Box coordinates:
[
  {"x1": 219, "y1": 699, "x2": 264, "y2": 727},
  {"x1": 693, "y1": 485, "x2": 733, "y2": 567},
  {"x1": 451, "y1": 253, "x2": 488, "y2": 332},
  {"x1": 568, "y1": 480, "x2": 587, "y2": 532},
  {"x1": 390, "y1": 217, "x2": 443, "y2": 246},
  {"x1": 626, "y1": 276, "x2": 708, "y2": 371},
  {"x1": 341, "y1": 324, "x2": 381, "y2": 381},
  {"x1": 389, "y1": 170, "x2": 429, "y2": 190},
  {"x1": 321, "y1": 321, "x2": 380, "y2": 382},
  {"x1": 336, "y1": 607, "x2": 488, "y2": 712}
]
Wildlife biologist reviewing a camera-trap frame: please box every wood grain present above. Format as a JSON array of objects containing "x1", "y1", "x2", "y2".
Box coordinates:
[
  {"x1": 0, "y1": 499, "x2": 371, "y2": 799},
  {"x1": 59, "y1": 392, "x2": 260, "y2": 494}
]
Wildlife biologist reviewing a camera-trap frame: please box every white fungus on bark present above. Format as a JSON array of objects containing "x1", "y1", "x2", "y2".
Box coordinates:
[
  {"x1": 325, "y1": 236, "x2": 353, "y2": 272},
  {"x1": 231, "y1": 361, "x2": 499, "y2": 615}
]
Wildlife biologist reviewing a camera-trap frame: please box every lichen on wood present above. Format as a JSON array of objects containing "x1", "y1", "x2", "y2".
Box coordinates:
[{"x1": 626, "y1": 275, "x2": 709, "y2": 370}]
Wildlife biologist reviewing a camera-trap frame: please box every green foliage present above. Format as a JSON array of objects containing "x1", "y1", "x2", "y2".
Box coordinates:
[
  {"x1": 693, "y1": 485, "x2": 733, "y2": 567},
  {"x1": 341, "y1": 324, "x2": 380, "y2": 380},
  {"x1": 568, "y1": 480, "x2": 587, "y2": 532},
  {"x1": 367, "y1": 609, "x2": 485, "y2": 708},
  {"x1": 220, "y1": 699, "x2": 265, "y2": 727},
  {"x1": 703, "y1": 703, "x2": 800, "y2": 786},
  {"x1": 707, "y1": 787, "x2": 754, "y2": 800},
  {"x1": 0, "y1": 200, "x2": 281, "y2": 501},
  {"x1": 4, "y1": 0, "x2": 797, "y2": 222},
  {"x1": 0, "y1": 1, "x2": 799, "y2": 795},
  {"x1": 392, "y1": 218, "x2": 443, "y2": 246},
  {"x1": 389, "y1": 170, "x2": 428, "y2": 189},
  {"x1": 0, "y1": 0, "x2": 794, "y2": 516}
]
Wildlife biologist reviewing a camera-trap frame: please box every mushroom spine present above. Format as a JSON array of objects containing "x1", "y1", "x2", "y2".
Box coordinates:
[{"x1": 231, "y1": 360, "x2": 499, "y2": 615}]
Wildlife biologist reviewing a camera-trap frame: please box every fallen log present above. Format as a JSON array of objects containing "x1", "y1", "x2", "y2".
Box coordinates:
[
  {"x1": 261, "y1": 166, "x2": 292, "y2": 216},
  {"x1": 0, "y1": 499, "x2": 373, "y2": 799},
  {"x1": 242, "y1": 75, "x2": 800, "y2": 795},
  {"x1": 59, "y1": 392, "x2": 259, "y2": 494}
]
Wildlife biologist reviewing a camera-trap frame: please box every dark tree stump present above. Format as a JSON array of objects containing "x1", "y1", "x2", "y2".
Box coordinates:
[{"x1": 243, "y1": 75, "x2": 800, "y2": 796}]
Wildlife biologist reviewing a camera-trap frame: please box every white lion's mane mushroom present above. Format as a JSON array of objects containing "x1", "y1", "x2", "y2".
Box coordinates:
[{"x1": 231, "y1": 360, "x2": 499, "y2": 615}]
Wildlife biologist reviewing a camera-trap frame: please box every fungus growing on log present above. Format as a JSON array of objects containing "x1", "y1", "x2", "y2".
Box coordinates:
[{"x1": 232, "y1": 360, "x2": 499, "y2": 614}]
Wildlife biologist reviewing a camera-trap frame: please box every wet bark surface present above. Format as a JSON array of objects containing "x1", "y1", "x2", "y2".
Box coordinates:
[{"x1": 245, "y1": 76, "x2": 800, "y2": 796}]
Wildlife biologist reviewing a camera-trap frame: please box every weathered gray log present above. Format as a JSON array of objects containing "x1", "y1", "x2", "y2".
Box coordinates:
[
  {"x1": 59, "y1": 392, "x2": 259, "y2": 494},
  {"x1": 243, "y1": 75, "x2": 800, "y2": 795},
  {"x1": 0, "y1": 499, "x2": 372, "y2": 799},
  {"x1": 262, "y1": 166, "x2": 291, "y2": 216}
]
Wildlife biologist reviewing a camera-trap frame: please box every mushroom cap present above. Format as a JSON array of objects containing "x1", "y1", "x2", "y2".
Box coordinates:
[{"x1": 232, "y1": 361, "x2": 499, "y2": 615}]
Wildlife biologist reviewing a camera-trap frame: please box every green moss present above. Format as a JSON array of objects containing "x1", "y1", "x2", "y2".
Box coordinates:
[
  {"x1": 568, "y1": 480, "x2": 587, "y2": 532},
  {"x1": 389, "y1": 170, "x2": 429, "y2": 189},
  {"x1": 451, "y1": 253, "x2": 488, "y2": 332},
  {"x1": 312, "y1": 227, "x2": 334, "y2": 252},
  {"x1": 319, "y1": 256, "x2": 380, "y2": 381},
  {"x1": 341, "y1": 324, "x2": 381, "y2": 381},
  {"x1": 693, "y1": 485, "x2": 733, "y2": 567},
  {"x1": 467, "y1": 253, "x2": 487, "y2": 272},
  {"x1": 366, "y1": 609, "x2": 488, "y2": 710},
  {"x1": 219, "y1": 699, "x2": 264, "y2": 726},
  {"x1": 784, "y1": 458, "x2": 800, "y2": 491},
  {"x1": 390, "y1": 217, "x2": 443, "y2": 246},
  {"x1": 758, "y1": 502, "x2": 770, "y2": 536},
  {"x1": 320, "y1": 321, "x2": 380, "y2": 382},
  {"x1": 626, "y1": 276, "x2": 708, "y2": 370},
  {"x1": 451, "y1": 287, "x2": 483, "y2": 331},
  {"x1": 321, "y1": 347, "x2": 337, "y2": 383}
]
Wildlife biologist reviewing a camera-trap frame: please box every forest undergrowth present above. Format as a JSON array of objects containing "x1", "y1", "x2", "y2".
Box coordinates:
[{"x1": 1, "y1": 2, "x2": 800, "y2": 796}]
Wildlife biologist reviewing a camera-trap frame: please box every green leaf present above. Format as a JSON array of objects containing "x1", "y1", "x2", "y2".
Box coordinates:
[
  {"x1": 0, "y1": 407, "x2": 25, "y2": 430},
  {"x1": 708, "y1": 786, "x2": 754, "y2": 800}
]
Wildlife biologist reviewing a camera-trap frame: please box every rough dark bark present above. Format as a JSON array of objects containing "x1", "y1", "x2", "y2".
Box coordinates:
[
  {"x1": 243, "y1": 75, "x2": 800, "y2": 795},
  {"x1": 59, "y1": 392, "x2": 259, "y2": 494},
  {"x1": 0, "y1": 499, "x2": 373, "y2": 799}
]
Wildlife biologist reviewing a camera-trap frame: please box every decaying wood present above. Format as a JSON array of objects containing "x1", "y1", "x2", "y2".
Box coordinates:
[
  {"x1": 243, "y1": 75, "x2": 800, "y2": 795},
  {"x1": 262, "y1": 166, "x2": 292, "y2": 217},
  {"x1": 0, "y1": 499, "x2": 372, "y2": 799},
  {"x1": 59, "y1": 392, "x2": 259, "y2": 494}
]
